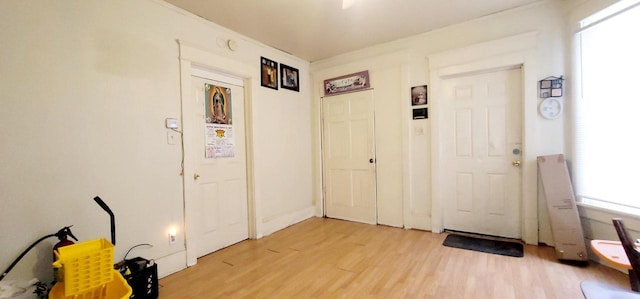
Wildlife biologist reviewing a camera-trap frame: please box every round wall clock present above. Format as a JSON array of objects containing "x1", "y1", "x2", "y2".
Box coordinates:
[{"x1": 539, "y1": 98, "x2": 562, "y2": 119}]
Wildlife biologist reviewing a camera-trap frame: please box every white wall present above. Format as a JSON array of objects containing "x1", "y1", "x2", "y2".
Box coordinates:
[
  {"x1": 0, "y1": 0, "x2": 313, "y2": 282},
  {"x1": 311, "y1": 0, "x2": 568, "y2": 235}
]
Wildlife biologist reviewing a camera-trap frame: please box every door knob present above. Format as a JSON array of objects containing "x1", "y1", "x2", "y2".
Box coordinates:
[
  {"x1": 194, "y1": 173, "x2": 200, "y2": 180},
  {"x1": 369, "y1": 158, "x2": 375, "y2": 163},
  {"x1": 512, "y1": 160, "x2": 521, "y2": 167}
]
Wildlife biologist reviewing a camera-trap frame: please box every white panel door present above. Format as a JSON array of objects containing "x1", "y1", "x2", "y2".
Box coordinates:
[
  {"x1": 188, "y1": 75, "x2": 249, "y2": 258},
  {"x1": 442, "y1": 68, "x2": 522, "y2": 238},
  {"x1": 322, "y1": 90, "x2": 377, "y2": 224}
]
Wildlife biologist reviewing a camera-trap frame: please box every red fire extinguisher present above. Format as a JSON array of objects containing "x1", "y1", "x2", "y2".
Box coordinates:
[
  {"x1": 52, "y1": 226, "x2": 77, "y2": 253},
  {"x1": 52, "y1": 226, "x2": 77, "y2": 283}
]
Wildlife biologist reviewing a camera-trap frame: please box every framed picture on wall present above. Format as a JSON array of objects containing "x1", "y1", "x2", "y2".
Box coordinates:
[
  {"x1": 411, "y1": 85, "x2": 428, "y2": 106},
  {"x1": 323, "y1": 70, "x2": 370, "y2": 96},
  {"x1": 280, "y1": 64, "x2": 299, "y2": 92},
  {"x1": 260, "y1": 57, "x2": 278, "y2": 90}
]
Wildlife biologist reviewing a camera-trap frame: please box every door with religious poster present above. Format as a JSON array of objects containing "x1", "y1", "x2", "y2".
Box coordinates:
[{"x1": 187, "y1": 75, "x2": 249, "y2": 258}]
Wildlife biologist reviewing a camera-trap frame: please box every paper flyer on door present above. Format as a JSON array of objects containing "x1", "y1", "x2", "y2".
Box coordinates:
[
  {"x1": 204, "y1": 83, "x2": 234, "y2": 158},
  {"x1": 205, "y1": 124, "x2": 234, "y2": 158}
]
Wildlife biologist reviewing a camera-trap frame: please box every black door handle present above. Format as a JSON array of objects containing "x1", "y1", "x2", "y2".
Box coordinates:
[{"x1": 369, "y1": 158, "x2": 375, "y2": 163}]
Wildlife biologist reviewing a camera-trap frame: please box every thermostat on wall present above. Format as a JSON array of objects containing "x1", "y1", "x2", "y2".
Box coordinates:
[{"x1": 165, "y1": 118, "x2": 179, "y2": 129}]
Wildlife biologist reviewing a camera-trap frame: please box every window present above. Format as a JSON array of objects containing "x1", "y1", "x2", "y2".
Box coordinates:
[{"x1": 575, "y1": 1, "x2": 640, "y2": 213}]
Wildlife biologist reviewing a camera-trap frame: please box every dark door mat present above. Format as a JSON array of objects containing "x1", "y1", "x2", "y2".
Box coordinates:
[{"x1": 443, "y1": 234, "x2": 524, "y2": 257}]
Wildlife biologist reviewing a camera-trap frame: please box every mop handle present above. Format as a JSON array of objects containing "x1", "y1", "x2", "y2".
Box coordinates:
[{"x1": 93, "y1": 196, "x2": 116, "y2": 245}]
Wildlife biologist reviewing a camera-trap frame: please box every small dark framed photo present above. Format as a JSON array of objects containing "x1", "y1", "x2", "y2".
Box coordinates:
[
  {"x1": 280, "y1": 64, "x2": 299, "y2": 92},
  {"x1": 260, "y1": 57, "x2": 278, "y2": 90},
  {"x1": 411, "y1": 85, "x2": 428, "y2": 106}
]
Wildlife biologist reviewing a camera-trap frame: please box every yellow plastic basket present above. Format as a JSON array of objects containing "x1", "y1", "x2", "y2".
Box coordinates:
[
  {"x1": 52, "y1": 238, "x2": 115, "y2": 296},
  {"x1": 49, "y1": 270, "x2": 132, "y2": 299}
]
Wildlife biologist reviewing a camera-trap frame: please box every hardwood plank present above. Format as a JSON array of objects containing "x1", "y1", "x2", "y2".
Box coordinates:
[{"x1": 158, "y1": 217, "x2": 630, "y2": 298}]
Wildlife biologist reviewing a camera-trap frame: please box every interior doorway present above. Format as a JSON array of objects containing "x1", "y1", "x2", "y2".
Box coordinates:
[
  {"x1": 321, "y1": 90, "x2": 377, "y2": 224},
  {"x1": 178, "y1": 41, "x2": 258, "y2": 266},
  {"x1": 429, "y1": 33, "x2": 539, "y2": 244},
  {"x1": 186, "y1": 73, "x2": 249, "y2": 258},
  {"x1": 440, "y1": 67, "x2": 523, "y2": 238}
]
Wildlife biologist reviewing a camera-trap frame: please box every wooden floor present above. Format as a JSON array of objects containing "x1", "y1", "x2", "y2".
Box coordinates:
[{"x1": 158, "y1": 217, "x2": 629, "y2": 298}]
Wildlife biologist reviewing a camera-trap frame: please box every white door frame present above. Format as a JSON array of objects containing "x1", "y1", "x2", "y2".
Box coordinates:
[
  {"x1": 429, "y1": 32, "x2": 539, "y2": 244},
  {"x1": 178, "y1": 40, "x2": 259, "y2": 266}
]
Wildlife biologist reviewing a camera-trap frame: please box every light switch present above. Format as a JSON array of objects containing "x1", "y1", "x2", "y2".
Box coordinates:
[{"x1": 167, "y1": 132, "x2": 178, "y2": 145}]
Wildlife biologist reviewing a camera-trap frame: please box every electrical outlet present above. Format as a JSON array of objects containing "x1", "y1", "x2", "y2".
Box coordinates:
[{"x1": 169, "y1": 229, "x2": 177, "y2": 245}]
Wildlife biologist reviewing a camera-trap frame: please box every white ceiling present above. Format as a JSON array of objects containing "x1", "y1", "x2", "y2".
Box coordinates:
[{"x1": 164, "y1": 0, "x2": 542, "y2": 62}]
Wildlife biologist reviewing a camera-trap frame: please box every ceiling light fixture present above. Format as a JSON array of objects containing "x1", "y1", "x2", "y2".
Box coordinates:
[{"x1": 342, "y1": 0, "x2": 356, "y2": 9}]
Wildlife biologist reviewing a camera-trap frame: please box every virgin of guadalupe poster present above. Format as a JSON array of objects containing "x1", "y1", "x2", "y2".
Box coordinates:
[
  {"x1": 204, "y1": 84, "x2": 234, "y2": 158},
  {"x1": 205, "y1": 84, "x2": 232, "y2": 124}
]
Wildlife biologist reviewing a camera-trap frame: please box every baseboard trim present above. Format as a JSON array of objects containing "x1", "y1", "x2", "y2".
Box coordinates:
[
  {"x1": 155, "y1": 250, "x2": 187, "y2": 279},
  {"x1": 260, "y1": 206, "x2": 315, "y2": 238}
]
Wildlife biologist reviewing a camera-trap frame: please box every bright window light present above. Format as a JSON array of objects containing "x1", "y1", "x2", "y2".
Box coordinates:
[
  {"x1": 575, "y1": 3, "x2": 640, "y2": 212},
  {"x1": 581, "y1": 0, "x2": 640, "y2": 27}
]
